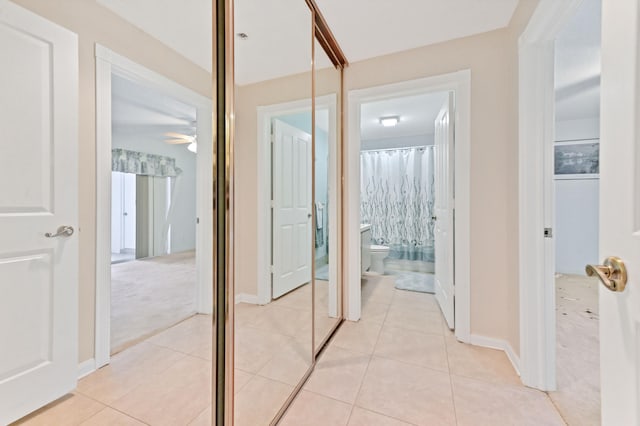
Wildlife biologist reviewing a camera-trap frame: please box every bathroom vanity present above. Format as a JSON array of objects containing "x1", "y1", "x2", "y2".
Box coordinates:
[{"x1": 361, "y1": 224, "x2": 371, "y2": 274}]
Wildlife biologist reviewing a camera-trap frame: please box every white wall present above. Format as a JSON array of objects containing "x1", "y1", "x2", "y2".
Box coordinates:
[
  {"x1": 112, "y1": 130, "x2": 197, "y2": 253},
  {"x1": 554, "y1": 117, "x2": 600, "y2": 274},
  {"x1": 361, "y1": 134, "x2": 433, "y2": 151}
]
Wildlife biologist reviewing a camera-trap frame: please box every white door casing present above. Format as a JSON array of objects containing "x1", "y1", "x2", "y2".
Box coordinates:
[
  {"x1": 272, "y1": 119, "x2": 312, "y2": 299},
  {"x1": 434, "y1": 93, "x2": 456, "y2": 329},
  {"x1": 599, "y1": 1, "x2": 640, "y2": 423},
  {"x1": 0, "y1": 1, "x2": 79, "y2": 423}
]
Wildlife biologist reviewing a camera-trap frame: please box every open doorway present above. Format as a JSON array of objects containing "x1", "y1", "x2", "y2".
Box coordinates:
[
  {"x1": 356, "y1": 90, "x2": 455, "y2": 332},
  {"x1": 108, "y1": 73, "x2": 200, "y2": 353},
  {"x1": 548, "y1": 0, "x2": 601, "y2": 424},
  {"x1": 94, "y1": 47, "x2": 213, "y2": 366}
]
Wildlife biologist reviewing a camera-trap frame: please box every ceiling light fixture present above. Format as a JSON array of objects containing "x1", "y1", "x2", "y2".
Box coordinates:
[
  {"x1": 380, "y1": 116, "x2": 400, "y2": 127},
  {"x1": 187, "y1": 142, "x2": 197, "y2": 153}
]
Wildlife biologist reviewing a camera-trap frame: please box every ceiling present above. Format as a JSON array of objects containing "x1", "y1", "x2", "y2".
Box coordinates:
[
  {"x1": 111, "y1": 74, "x2": 197, "y2": 138},
  {"x1": 360, "y1": 92, "x2": 449, "y2": 141},
  {"x1": 97, "y1": 0, "x2": 520, "y2": 85},
  {"x1": 554, "y1": 0, "x2": 601, "y2": 122}
]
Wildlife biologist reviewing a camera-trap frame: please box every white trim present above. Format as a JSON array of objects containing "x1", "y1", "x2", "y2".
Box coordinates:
[
  {"x1": 346, "y1": 71, "x2": 471, "y2": 343},
  {"x1": 77, "y1": 359, "x2": 96, "y2": 379},
  {"x1": 518, "y1": 0, "x2": 584, "y2": 391},
  {"x1": 256, "y1": 95, "x2": 339, "y2": 308},
  {"x1": 469, "y1": 335, "x2": 521, "y2": 377},
  {"x1": 235, "y1": 293, "x2": 260, "y2": 305},
  {"x1": 94, "y1": 45, "x2": 213, "y2": 368}
]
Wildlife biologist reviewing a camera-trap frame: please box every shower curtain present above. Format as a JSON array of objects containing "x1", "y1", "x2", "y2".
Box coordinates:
[{"x1": 360, "y1": 147, "x2": 435, "y2": 262}]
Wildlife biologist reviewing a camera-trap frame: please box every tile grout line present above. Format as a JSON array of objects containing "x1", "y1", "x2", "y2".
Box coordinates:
[{"x1": 442, "y1": 329, "x2": 460, "y2": 426}]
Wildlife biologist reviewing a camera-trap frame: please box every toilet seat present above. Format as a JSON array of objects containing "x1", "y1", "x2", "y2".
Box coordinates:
[{"x1": 370, "y1": 245, "x2": 389, "y2": 252}]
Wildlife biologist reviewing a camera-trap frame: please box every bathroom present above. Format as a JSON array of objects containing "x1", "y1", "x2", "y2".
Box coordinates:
[{"x1": 360, "y1": 91, "x2": 451, "y2": 297}]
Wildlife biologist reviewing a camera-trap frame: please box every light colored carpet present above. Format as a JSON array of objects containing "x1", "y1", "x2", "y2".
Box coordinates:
[
  {"x1": 111, "y1": 251, "x2": 197, "y2": 353},
  {"x1": 389, "y1": 270, "x2": 435, "y2": 293},
  {"x1": 549, "y1": 273, "x2": 600, "y2": 426}
]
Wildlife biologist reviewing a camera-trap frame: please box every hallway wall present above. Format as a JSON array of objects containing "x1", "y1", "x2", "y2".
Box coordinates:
[{"x1": 11, "y1": 0, "x2": 211, "y2": 363}]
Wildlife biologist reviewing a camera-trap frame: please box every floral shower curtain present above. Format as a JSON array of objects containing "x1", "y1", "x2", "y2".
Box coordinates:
[{"x1": 360, "y1": 147, "x2": 435, "y2": 262}]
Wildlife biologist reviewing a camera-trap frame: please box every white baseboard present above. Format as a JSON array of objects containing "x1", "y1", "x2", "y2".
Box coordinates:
[
  {"x1": 78, "y1": 358, "x2": 96, "y2": 379},
  {"x1": 469, "y1": 335, "x2": 521, "y2": 377},
  {"x1": 235, "y1": 293, "x2": 259, "y2": 305}
]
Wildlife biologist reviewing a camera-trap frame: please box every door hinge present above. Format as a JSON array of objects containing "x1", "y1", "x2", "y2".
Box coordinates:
[
  {"x1": 270, "y1": 200, "x2": 275, "y2": 208},
  {"x1": 544, "y1": 228, "x2": 553, "y2": 238},
  {"x1": 269, "y1": 265, "x2": 275, "y2": 274}
]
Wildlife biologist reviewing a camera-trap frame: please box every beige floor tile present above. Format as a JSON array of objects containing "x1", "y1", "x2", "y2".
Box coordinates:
[
  {"x1": 77, "y1": 342, "x2": 186, "y2": 405},
  {"x1": 452, "y1": 375, "x2": 565, "y2": 426},
  {"x1": 374, "y1": 325, "x2": 448, "y2": 372},
  {"x1": 445, "y1": 334, "x2": 520, "y2": 386},
  {"x1": 234, "y1": 376, "x2": 294, "y2": 426},
  {"x1": 361, "y1": 275, "x2": 395, "y2": 306},
  {"x1": 279, "y1": 391, "x2": 352, "y2": 426},
  {"x1": 257, "y1": 337, "x2": 313, "y2": 385},
  {"x1": 146, "y1": 315, "x2": 211, "y2": 356},
  {"x1": 272, "y1": 283, "x2": 312, "y2": 311},
  {"x1": 234, "y1": 326, "x2": 291, "y2": 373},
  {"x1": 313, "y1": 315, "x2": 341, "y2": 350},
  {"x1": 347, "y1": 407, "x2": 414, "y2": 426},
  {"x1": 331, "y1": 320, "x2": 382, "y2": 355},
  {"x1": 234, "y1": 369, "x2": 254, "y2": 394},
  {"x1": 110, "y1": 355, "x2": 211, "y2": 426},
  {"x1": 14, "y1": 393, "x2": 105, "y2": 426},
  {"x1": 384, "y1": 304, "x2": 444, "y2": 335},
  {"x1": 235, "y1": 303, "x2": 266, "y2": 327},
  {"x1": 188, "y1": 406, "x2": 211, "y2": 426},
  {"x1": 304, "y1": 346, "x2": 371, "y2": 404},
  {"x1": 79, "y1": 407, "x2": 145, "y2": 425},
  {"x1": 356, "y1": 357, "x2": 456, "y2": 426},
  {"x1": 360, "y1": 300, "x2": 390, "y2": 324},
  {"x1": 391, "y1": 290, "x2": 439, "y2": 312},
  {"x1": 248, "y1": 304, "x2": 312, "y2": 337}
]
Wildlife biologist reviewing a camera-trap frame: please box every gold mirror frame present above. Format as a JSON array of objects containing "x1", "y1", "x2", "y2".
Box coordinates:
[{"x1": 213, "y1": 1, "x2": 348, "y2": 424}]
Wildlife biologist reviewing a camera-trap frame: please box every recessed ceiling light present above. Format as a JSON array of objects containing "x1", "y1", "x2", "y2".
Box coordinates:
[
  {"x1": 380, "y1": 116, "x2": 400, "y2": 127},
  {"x1": 237, "y1": 32, "x2": 249, "y2": 40}
]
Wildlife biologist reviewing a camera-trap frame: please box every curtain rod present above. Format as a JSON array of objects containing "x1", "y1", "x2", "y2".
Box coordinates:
[{"x1": 361, "y1": 145, "x2": 434, "y2": 153}]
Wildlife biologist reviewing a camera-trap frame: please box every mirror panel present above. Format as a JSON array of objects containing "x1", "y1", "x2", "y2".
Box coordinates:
[
  {"x1": 313, "y1": 40, "x2": 343, "y2": 351},
  {"x1": 233, "y1": 0, "x2": 313, "y2": 424}
]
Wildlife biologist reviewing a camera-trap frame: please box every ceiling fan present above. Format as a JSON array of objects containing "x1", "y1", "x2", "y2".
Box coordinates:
[{"x1": 165, "y1": 131, "x2": 197, "y2": 153}]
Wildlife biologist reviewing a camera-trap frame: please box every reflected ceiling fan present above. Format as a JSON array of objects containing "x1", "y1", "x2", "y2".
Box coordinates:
[{"x1": 165, "y1": 131, "x2": 197, "y2": 153}]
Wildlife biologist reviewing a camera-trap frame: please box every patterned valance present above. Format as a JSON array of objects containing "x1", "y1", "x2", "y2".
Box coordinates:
[{"x1": 112, "y1": 149, "x2": 182, "y2": 177}]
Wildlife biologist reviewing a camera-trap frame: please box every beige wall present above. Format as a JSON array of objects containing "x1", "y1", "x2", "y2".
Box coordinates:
[
  {"x1": 12, "y1": 0, "x2": 211, "y2": 362},
  {"x1": 235, "y1": 1, "x2": 538, "y2": 355}
]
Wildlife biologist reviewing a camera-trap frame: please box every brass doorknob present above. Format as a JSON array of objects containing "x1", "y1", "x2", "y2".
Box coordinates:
[{"x1": 586, "y1": 257, "x2": 628, "y2": 292}]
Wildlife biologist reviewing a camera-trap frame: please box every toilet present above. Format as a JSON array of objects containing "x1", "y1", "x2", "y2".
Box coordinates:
[{"x1": 369, "y1": 245, "x2": 390, "y2": 274}]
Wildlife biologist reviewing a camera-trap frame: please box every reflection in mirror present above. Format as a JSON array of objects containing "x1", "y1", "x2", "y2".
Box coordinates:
[
  {"x1": 314, "y1": 40, "x2": 343, "y2": 350},
  {"x1": 233, "y1": 0, "x2": 313, "y2": 424}
]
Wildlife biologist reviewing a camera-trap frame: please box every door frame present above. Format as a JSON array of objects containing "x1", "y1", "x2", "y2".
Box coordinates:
[
  {"x1": 94, "y1": 45, "x2": 213, "y2": 368},
  {"x1": 518, "y1": 0, "x2": 585, "y2": 390},
  {"x1": 254, "y1": 94, "x2": 338, "y2": 313},
  {"x1": 346, "y1": 71, "x2": 471, "y2": 343}
]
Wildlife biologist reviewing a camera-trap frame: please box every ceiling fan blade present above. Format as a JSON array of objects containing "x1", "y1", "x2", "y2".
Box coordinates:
[
  {"x1": 165, "y1": 139, "x2": 191, "y2": 144},
  {"x1": 165, "y1": 132, "x2": 193, "y2": 140}
]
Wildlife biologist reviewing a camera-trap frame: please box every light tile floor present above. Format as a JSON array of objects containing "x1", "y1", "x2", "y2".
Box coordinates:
[
  {"x1": 281, "y1": 274, "x2": 568, "y2": 426},
  {"x1": 15, "y1": 274, "x2": 579, "y2": 426}
]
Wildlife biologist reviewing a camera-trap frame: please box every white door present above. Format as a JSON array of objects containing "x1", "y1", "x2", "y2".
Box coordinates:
[
  {"x1": 122, "y1": 173, "x2": 137, "y2": 250},
  {"x1": 598, "y1": 2, "x2": 640, "y2": 424},
  {"x1": 434, "y1": 93, "x2": 455, "y2": 329},
  {"x1": 0, "y1": 2, "x2": 78, "y2": 423},
  {"x1": 272, "y1": 119, "x2": 312, "y2": 299}
]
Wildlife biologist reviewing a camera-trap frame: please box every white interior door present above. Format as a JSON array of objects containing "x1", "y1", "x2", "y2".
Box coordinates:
[
  {"x1": 0, "y1": 1, "x2": 78, "y2": 423},
  {"x1": 122, "y1": 173, "x2": 136, "y2": 250},
  {"x1": 598, "y1": 2, "x2": 640, "y2": 424},
  {"x1": 272, "y1": 119, "x2": 312, "y2": 299},
  {"x1": 434, "y1": 93, "x2": 455, "y2": 329}
]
